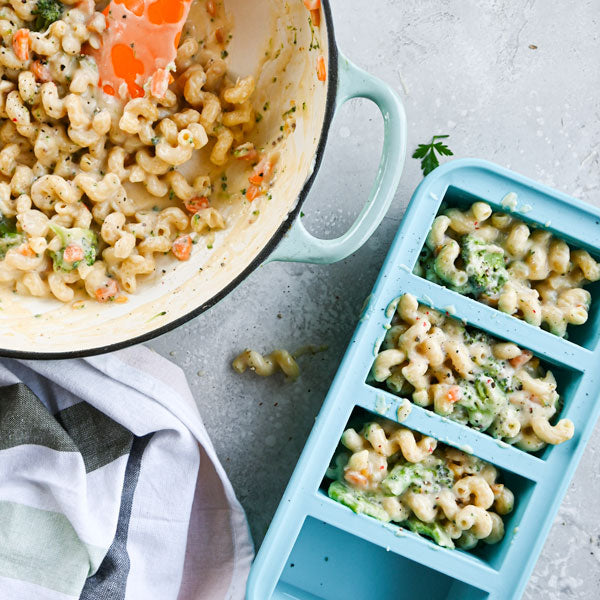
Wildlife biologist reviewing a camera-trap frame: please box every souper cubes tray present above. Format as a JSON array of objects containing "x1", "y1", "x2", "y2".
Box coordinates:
[{"x1": 246, "y1": 159, "x2": 600, "y2": 600}]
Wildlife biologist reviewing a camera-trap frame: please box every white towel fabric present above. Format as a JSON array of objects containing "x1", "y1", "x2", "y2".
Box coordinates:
[{"x1": 0, "y1": 346, "x2": 253, "y2": 600}]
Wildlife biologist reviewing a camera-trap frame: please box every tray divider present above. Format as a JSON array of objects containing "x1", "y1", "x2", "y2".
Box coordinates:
[
  {"x1": 396, "y1": 273, "x2": 594, "y2": 371},
  {"x1": 356, "y1": 386, "x2": 545, "y2": 481}
]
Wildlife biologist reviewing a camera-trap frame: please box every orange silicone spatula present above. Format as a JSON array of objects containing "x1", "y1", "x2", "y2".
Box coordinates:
[{"x1": 89, "y1": 0, "x2": 193, "y2": 99}]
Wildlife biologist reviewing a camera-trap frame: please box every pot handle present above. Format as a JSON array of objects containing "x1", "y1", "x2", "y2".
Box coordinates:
[{"x1": 267, "y1": 53, "x2": 407, "y2": 264}]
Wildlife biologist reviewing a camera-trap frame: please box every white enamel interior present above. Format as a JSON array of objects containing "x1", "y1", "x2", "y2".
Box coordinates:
[{"x1": 0, "y1": 0, "x2": 330, "y2": 356}]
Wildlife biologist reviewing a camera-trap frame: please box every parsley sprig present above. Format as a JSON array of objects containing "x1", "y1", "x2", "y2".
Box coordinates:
[{"x1": 412, "y1": 135, "x2": 453, "y2": 176}]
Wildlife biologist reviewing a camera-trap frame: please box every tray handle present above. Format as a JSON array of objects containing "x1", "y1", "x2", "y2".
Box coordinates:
[{"x1": 267, "y1": 52, "x2": 407, "y2": 264}]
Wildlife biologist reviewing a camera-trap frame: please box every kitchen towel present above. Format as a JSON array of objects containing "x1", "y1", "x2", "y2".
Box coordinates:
[{"x1": 0, "y1": 346, "x2": 253, "y2": 600}]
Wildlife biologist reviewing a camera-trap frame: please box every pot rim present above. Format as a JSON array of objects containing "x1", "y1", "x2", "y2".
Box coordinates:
[{"x1": 4, "y1": 0, "x2": 340, "y2": 360}]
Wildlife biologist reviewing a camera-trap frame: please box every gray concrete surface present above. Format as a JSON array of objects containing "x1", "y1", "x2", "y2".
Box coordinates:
[{"x1": 148, "y1": 1, "x2": 600, "y2": 597}]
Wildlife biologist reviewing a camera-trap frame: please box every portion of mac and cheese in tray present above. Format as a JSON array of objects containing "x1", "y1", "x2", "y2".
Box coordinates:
[
  {"x1": 371, "y1": 293, "x2": 573, "y2": 452},
  {"x1": 0, "y1": 0, "x2": 273, "y2": 303},
  {"x1": 326, "y1": 416, "x2": 514, "y2": 550},
  {"x1": 416, "y1": 200, "x2": 600, "y2": 337}
]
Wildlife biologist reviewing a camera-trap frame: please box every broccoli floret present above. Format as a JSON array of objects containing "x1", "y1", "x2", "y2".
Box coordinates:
[
  {"x1": 32, "y1": 0, "x2": 64, "y2": 32},
  {"x1": 461, "y1": 235, "x2": 508, "y2": 297},
  {"x1": 49, "y1": 223, "x2": 98, "y2": 272},
  {"x1": 457, "y1": 375, "x2": 506, "y2": 431},
  {"x1": 325, "y1": 453, "x2": 348, "y2": 481},
  {"x1": 0, "y1": 233, "x2": 24, "y2": 258},
  {"x1": 328, "y1": 481, "x2": 390, "y2": 522},
  {"x1": 406, "y1": 517, "x2": 455, "y2": 549},
  {"x1": 481, "y1": 356, "x2": 514, "y2": 392},
  {"x1": 382, "y1": 461, "x2": 453, "y2": 496},
  {"x1": 0, "y1": 214, "x2": 17, "y2": 237},
  {"x1": 0, "y1": 215, "x2": 23, "y2": 258}
]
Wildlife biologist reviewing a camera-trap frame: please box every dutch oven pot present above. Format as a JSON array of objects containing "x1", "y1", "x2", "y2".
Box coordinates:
[{"x1": 1, "y1": 0, "x2": 407, "y2": 357}]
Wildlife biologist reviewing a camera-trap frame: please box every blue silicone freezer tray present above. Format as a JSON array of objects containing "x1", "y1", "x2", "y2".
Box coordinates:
[{"x1": 246, "y1": 158, "x2": 600, "y2": 600}]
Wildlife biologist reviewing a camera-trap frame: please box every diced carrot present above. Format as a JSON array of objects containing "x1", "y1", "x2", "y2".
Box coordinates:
[
  {"x1": 19, "y1": 244, "x2": 35, "y2": 257},
  {"x1": 215, "y1": 27, "x2": 225, "y2": 44},
  {"x1": 447, "y1": 385, "x2": 462, "y2": 403},
  {"x1": 172, "y1": 235, "x2": 192, "y2": 261},
  {"x1": 303, "y1": 0, "x2": 321, "y2": 10},
  {"x1": 310, "y1": 8, "x2": 321, "y2": 26},
  {"x1": 31, "y1": 60, "x2": 52, "y2": 82},
  {"x1": 183, "y1": 196, "x2": 210, "y2": 214},
  {"x1": 344, "y1": 470, "x2": 368, "y2": 489},
  {"x1": 63, "y1": 244, "x2": 85, "y2": 264},
  {"x1": 248, "y1": 158, "x2": 273, "y2": 185},
  {"x1": 12, "y1": 29, "x2": 29, "y2": 62},
  {"x1": 150, "y1": 68, "x2": 170, "y2": 98},
  {"x1": 206, "y1": 0, "x2": 216, "y2": 16},
  {"x1": 510, "y1": 350, "x2": 533, "y2": 369},
  {"x1": 317, "y1": 55, "x2": 326, "y2": 82},
  {"x1": 246, "y1": 184, "x2": 261, "y2": 202},
  {"x1": 95, "y1": 279, "x2": 118, "y2": 303}
]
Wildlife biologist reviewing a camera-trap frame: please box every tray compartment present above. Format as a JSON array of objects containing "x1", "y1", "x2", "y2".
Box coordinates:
[
  {"x1": 412, "y1": 183, "x2": 600, "y2": 349},
  {"x1": 319, "y1": 407, "x2": 536, "y2": 572},
  {"x1": 365, "y1": 288, "x2": 585, "y2": 462},
  {"x1": 274, "y1": 516, "x2": 490, "y2": 600}
]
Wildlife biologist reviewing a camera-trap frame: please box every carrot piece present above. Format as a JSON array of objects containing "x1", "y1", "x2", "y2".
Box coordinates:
[
  {"x1": 246, "y1": 185, "x2": 261, "y2": 202},
  {"x1": 317, "y1": 55, "x2": 326, "y2": 82},
  {"x1": 63, "y1": 244, "x2": 85, "y2": 264},
  {"x1": 150, "y1": 68, "x2": 170, "y2": 98},
  {"x1": 172, "y1": 235, "x2": 192, "y2": 261},
  {"x1": 31, "y1": 60, "x2": 52, "y2": 82},
  {"x1": 447, "y1": 385, "x2": 462, "y2": 403},
  {"x1": 19, "y1": 244, "x2": 35, "y2": 257},
  {"x1": 206, "y1": 0, "x2": 216, "y2": 16},
  {"x1": 310, "y1": 8, "x2": 321, "y2": 26},
  {"x1": 509, "y1": 350, "x2": 533, "y2": 369},
  {"x1": 303, "y1": 0, "x2": 321, "y2": 9},
  {"x1": 12, "y1": 29, "x2": 29, "y2": 62},
  {"x1": 248, "y1": 158, "x2": 273, "y2": 185},
  {"x1": 215, "y1": 27, "x2": 225, "y2": 44},
  {"x1": 183, "y1": 196, "x2": 210, "y2": 214},
  {"x1": 344, "y1": 470, "x2": 368, "y2": 489},
  {"x1": 95, "y1": 279, "x2": 118, "y2": 303}
]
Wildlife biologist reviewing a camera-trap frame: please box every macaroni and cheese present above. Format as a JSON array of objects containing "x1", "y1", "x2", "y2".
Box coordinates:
[
  {"x1": 416, "y1": 201, "x2": 600, "y2": 337},
  {"x1": 0, "y1": 0, "x2": 273, "y2": 303},
  {"x1": 327, "y1": 419, "x2": 514, "y2": 550},
  {"x1": 371, "y1": 294, "x2": 574, "y2": 452}
]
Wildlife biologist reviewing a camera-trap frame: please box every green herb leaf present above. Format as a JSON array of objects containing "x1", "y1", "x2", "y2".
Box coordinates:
[{"x1": 412, "y1": 135, "x2": 454, "y2": 176}]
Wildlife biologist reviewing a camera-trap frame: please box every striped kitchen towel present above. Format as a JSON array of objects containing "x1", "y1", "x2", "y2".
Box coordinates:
[{"x1": 0, "y1": 346, "x2": 253, "y2": 600}]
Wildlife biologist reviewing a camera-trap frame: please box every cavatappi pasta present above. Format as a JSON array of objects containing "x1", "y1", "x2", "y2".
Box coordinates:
[
  {"x1": 232, "y1": 348, "x2": 300, "y2": 381},
  {"x1": 0, "y1": 0, "x2": 277, "y2": 303},
  {"x1": 327, "y1": 420, "x2": 513, "y2": 550},
  {"x1": 371, "y1": 294, "x2": 574, "y2": 452},
  {"x1": 416, "y1": 201, "x2": 600, "y2": 337}
]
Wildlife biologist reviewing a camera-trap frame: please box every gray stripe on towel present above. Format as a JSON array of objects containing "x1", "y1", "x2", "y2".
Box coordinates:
[
  {"x1": 56, "y1": 402, "x2": 133, "y2": 473},
  {"x1": 0, "y1": 383, "x2": 77, "y2": 453}
]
